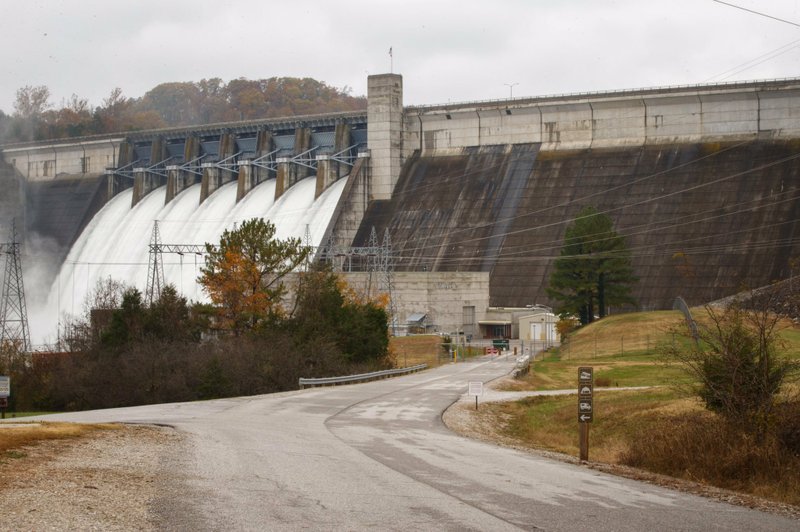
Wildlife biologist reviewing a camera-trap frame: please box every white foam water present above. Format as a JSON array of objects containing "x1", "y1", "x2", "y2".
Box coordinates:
[{"x1": 28, "y1": 176, "x2": 346, "y2": 346}]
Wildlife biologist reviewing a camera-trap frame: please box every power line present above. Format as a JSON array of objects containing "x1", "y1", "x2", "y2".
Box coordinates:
[
  {"x1": 392, "y1": 146, "x2": 800, "y2": 256},
  {"x1": 712, "y1": 0, "x2": 800, "y2": 28}
]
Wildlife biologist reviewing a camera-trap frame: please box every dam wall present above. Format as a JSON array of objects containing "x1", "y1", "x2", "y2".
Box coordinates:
[
  {"x1": 401, "y1": 79, "x2": 800, "y2": 158},
  {"x1": 2, "y1": 137, "x2": 124, "y2": 181},
  {"x1": 354, "y1": 139, "x2": 800, "y2": 314}
]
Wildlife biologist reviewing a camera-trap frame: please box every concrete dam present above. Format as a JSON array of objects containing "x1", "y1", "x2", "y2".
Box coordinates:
[{"x1": 3, "y1": 74, "x2": 800, "y2": 344}]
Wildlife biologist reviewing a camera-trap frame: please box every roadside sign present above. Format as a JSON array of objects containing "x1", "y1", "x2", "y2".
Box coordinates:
[
  {"x1": 468, "y1": 381, "x2": 483, "y2": 411},
  {"x1": 468, "y1": 381, "x2": 483, "y2": 396},
  {"x1": 579, "y1": 398, "x2": 592, "y2": 412},
  {"x1": 577, "y1": 367, "x2": 593, "y2": 424},
  {"x1": 0, "y1": 376, "x2": 9, "y2": 398},
  {"x1": 577, "y1": 366, "x2": 594, "y2": 461}
]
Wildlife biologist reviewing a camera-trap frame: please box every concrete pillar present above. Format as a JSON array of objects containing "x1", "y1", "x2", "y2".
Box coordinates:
[
  {"x1": 219, "y1": 132, "x2": 236, "y2": 161},
  {"x1": 294, "y1": 127, "x2": 312, "y2": 181},
  {"x1": 184, "y1": 135, "x2": 200, "y2": 162},
  {"x1": 117, "y1": 140, "x2": 135, "y2": 167},
  {"x1": 334, "y1": 122, "x2": 352, "y2": 179},
  {"x1": 275, "y1": 157, "x2": 293, "y2": 200},
  {"x1": 315, "y1": 155, "x2": 334, "y2": 199},
  {"x1": 132, "y1": 167, "x2": 161, "y2": 207},
  {"x1": 165, "y1": 166, "x2": 196, "y2": 203},
  {"x1": 150, "y1": 136, "x2": 167, "y2": 165},
  {"x1": 367, "y1": 73, "x2": 403, "y2": 200},
  {"x1": 236, "y1": 161, "x2": 257, "y2": 202},
  {"x1": 106, "y1": 172, "x2": 127, "y2": 200},
  {"x1": 255, "y1": 129, "x2": 274, "y2": 181},
  {"x1": 200, "y1": 163, "x2": 222, "y2": 204}
]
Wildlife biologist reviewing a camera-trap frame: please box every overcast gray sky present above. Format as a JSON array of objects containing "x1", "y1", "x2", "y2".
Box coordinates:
[{"x1": 2, "y1": 0, "x2": 799, "y2": 113}]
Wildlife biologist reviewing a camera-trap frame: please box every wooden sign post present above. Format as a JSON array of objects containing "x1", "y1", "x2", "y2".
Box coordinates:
[{"x1": 578, "y1": 367, "x2": 593, "y2": 461}]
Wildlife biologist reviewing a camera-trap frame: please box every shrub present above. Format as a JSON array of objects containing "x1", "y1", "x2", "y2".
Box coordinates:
[{"x1": 664, "y1": 301, "x2": 798, "y2": 438}]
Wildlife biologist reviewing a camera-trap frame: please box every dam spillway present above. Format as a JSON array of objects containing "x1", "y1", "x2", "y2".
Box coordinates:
[
  {"x1": 7, "y1": 73, "x2": 800, "y2": 345},
  {"x1": 28, "y1": 176, "x2": 346, "y2": 344}
]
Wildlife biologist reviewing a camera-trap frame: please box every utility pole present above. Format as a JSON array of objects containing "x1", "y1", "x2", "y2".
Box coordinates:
[{"x1": 0, "y1": 220, "x2": 31, "y2": 353}]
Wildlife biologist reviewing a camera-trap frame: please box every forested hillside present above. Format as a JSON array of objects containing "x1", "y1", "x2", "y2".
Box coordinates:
[{"x1": 0, "y1": 77, "x2": 366, "y2": 143}]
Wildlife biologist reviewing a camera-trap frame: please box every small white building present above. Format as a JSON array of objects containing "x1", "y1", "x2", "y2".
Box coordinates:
[
  {"x1": 478, "y1": 305, "x2": 559, "y2": 344},
  {"x1": 518, "y1": 306, "x2": 559, "y2": 348}
]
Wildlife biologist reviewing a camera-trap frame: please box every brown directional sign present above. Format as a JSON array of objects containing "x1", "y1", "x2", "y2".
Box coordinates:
[{"x1": 578, "y1": 367, "x2": 593, "y2": 423}]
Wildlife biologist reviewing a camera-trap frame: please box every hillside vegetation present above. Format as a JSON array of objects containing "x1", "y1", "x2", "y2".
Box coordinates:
[
  {"x1": 493, "y1": 308, "x2": 800, "y2": 507},
  {"x1": 0, "y1": 77, "x2": 366, "y2": 144}
]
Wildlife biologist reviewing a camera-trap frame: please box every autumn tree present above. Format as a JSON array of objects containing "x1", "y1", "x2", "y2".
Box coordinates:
[
  {"x1": 199, "y1": 218, "x2": 309, "y2": 334},
  {"x1": 548, "y1": 206, "x2": 636, "y2": 324},
  {"x1": 10, "y1": 85, "x2": 51, "y2": 141}
]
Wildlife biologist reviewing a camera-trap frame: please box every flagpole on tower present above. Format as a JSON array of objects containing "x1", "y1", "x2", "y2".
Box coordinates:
[{"x1": 389, "y1": 46, "x2": 393, "y2": 73}]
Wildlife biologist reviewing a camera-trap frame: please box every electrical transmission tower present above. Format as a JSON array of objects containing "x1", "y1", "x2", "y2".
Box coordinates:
[
  {"x1": 145, "y1": 221, "x2": 165, "y2": 306},
  {"x1": 145, "y1": 220, "x2": 209, "y2": 305},
  {"x1": 0, "y1": 220, "x2": 31, "y2": 352},
  {"x1": 317, "y1": 226, "x2": 397, "y2": 334}
]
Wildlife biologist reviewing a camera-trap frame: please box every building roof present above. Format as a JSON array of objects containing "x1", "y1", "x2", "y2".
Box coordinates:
[{"x1": 406, "y1": 313, "x2": 427, "y2": 324}]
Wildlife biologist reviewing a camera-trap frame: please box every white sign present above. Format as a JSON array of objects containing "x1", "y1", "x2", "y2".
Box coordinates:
[
  {"x1": 0, "y1": 376, "x2": 9, "y2": 398},
  {"x1": 468, "y1": 381, "x2": 483, "y2": 396}
]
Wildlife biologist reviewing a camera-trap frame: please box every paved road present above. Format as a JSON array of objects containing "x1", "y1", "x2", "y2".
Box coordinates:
[{"x1": 24, "y1": 357, "x2": 798, "y2": 531}]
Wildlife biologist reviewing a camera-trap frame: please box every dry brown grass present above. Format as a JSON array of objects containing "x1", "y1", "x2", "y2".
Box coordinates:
[
  {"x1": 622, "y1": 410, "x2": 800, "y2": 506},
  {"x1": 562, "y1": 310, "x2": 685, "y2": 359},
  {"x1": 389, "y1": 335, "x2": 448, "y2": 368},
  {"x1": 0, "y1": 422, "x2": 119, "y2": 456},
  {"x1": 477, "y1": 387, "x2": 800, "y2": 507}
]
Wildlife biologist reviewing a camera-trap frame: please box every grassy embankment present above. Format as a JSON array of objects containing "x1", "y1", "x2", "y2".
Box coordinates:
[
  {"x1": 389, "y1": 335, "x2": 483, "y2": 368},
  {"x1": 485, "y1": 310, "x2": 800, "y2": 506}
]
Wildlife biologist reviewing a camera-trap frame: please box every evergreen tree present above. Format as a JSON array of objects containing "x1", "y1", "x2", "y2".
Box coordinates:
[{"x1": 547, "y1": 206, "x2": 636, "y2": 324}]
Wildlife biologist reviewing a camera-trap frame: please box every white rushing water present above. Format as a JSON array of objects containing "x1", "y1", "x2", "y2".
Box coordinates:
[{"x1": 28, "y1": 176, "x2": 347, "y2": 346}]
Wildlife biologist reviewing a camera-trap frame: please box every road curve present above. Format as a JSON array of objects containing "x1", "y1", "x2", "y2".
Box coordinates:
[{"x1": 22, "y1": 356, "x2": 797, "y2": 531}]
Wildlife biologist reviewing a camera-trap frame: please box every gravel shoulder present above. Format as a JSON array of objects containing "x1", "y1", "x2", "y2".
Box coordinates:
[{"x1": 0, "y1": 424, "x2": 184, "y2": 531}]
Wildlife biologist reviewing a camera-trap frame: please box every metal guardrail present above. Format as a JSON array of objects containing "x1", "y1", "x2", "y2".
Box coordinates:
[{"x1": 299, "y1": 364, "x2": 427, "y2": 389}]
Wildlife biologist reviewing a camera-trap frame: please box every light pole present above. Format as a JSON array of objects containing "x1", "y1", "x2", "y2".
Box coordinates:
[{"x1": 504, "y1": 82, "x2": 519, "y2": 99}]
